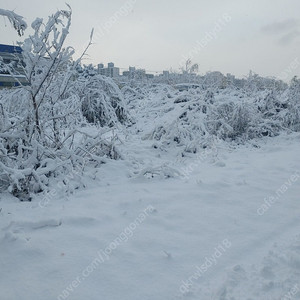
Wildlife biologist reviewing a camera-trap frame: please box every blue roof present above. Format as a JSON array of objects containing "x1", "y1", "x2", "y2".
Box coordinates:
[{"x1": 0, "y1": 44, "x2": 22, "y2": 54}]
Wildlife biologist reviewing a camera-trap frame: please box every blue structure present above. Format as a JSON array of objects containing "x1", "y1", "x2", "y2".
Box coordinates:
[
  {"x1": 0, "y1": 44, "x2": 26, "y2": 88},
  {"x1": 0, "y1": 44, "x2": 22, "y2": 54}
]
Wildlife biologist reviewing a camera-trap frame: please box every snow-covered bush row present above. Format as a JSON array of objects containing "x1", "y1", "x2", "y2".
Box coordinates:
[
  {"x1": 0, "y1": 8, "x2": 128, "y2": 200},
  {"x1": 125, "y1": 82, "x2": 300, "y2": 154}
]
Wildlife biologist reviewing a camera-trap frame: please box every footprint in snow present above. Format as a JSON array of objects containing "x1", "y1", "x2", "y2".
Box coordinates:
[
  {"x1": 2, "y1": 219, "x2": 62, "y2": 233},
  {"x1": 214, "y1": 161, "x2": 226, "y2": 167}
]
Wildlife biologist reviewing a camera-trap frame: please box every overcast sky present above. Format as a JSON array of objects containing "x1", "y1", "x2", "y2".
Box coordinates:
[{"x1": 1, "y1": 0, "x2": 300, "y2": 80}]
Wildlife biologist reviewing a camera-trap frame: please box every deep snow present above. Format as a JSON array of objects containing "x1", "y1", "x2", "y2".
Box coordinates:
[{"x1": 0, "y1": 131, "x2": 300, "y2": 300}]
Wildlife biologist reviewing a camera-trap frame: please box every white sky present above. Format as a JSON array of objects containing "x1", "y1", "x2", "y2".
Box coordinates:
[{"x1": 1, "y1": 0, "x2": 300, "y2": 79}]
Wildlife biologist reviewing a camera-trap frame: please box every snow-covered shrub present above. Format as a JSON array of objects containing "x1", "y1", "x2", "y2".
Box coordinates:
[
  {"x1": 206, "y1": 98, "x2": 281, "y2": 141},
  {"x1": 0, "y1": 7, "x2": 122, "y2": 199},
  {"x1": 79, "y1": 75, "x2": 130, "y2": 127},
  {"x1": 207, "y1": 101, "x2": 249, "y2": 140},
  {"x1": 121, "y1": 85, "x2": 148, "y2": 109},
  {"x1": 283, "y1": 77, "x2": 300, "y2": 131},
  {"x1": 141, "y1": 88, "x2": 213, "y2": 153}
]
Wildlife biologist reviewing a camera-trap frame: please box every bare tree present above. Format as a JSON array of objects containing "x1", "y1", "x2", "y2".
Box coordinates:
[{"x1": 181, "y1": 59, "x2": 199, "y2": 74}]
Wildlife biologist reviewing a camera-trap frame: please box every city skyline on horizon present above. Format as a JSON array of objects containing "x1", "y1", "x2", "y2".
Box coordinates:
[{"x1": 1, "y1": 0, "x2": 300, "y2": 81}]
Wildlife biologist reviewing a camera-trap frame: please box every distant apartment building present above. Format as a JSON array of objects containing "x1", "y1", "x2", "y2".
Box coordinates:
[
  {"x1": 0, "y1": 44, "x2": 27, "y2": 88},
  {"x1": 163, "y1": 70, "x2": 170, "y2": 77},
  {"x1": 98, "y1": 62, "x2": 119, "y2": 78},
  {"x1": 122, "y1": 66, "x2": 154, "y2": 79}
]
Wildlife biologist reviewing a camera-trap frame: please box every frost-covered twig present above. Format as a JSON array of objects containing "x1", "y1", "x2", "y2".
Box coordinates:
[{"x1": 0, "y1": 8, "x2": 27, "y2": 36}]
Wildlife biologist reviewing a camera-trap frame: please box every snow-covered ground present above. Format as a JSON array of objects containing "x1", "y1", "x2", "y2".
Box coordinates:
[
  {"x1": 0, "y1": 130, "x2": 299, "y2": 300},
  {"x1": 1, "y1": 6, "x2": 300, "y2": 300}
]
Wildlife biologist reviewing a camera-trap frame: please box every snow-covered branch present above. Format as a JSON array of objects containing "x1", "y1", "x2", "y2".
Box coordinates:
[{"x1": 0, "y1": 8, "x2": 27, "y2": 36}]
